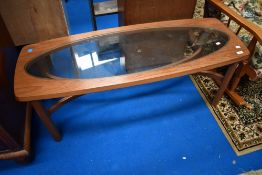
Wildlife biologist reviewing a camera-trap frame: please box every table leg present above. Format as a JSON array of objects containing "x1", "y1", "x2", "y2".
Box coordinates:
[
  {"x1": 30, "y1": 101, "x2": 61, "y2": 141},
  {"x1": 212, "y1": 63, "x2": 239, "y2": 106}
]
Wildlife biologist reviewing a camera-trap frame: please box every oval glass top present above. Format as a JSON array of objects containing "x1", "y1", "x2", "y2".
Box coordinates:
[{"x1": 26, "y1": 27, "x2": 228, "y2": 79}]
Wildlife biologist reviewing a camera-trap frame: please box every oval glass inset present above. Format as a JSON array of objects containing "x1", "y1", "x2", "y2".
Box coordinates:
[{"x1": 26, "y1": 27, "x2": 229, "y2": 79}]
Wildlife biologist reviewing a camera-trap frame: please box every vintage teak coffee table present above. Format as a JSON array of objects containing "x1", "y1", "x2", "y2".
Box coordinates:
[{"x1": 15, "y1": 19, "x2": 249, "y2": 141}]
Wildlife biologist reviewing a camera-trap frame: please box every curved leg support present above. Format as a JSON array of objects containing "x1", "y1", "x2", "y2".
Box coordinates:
[
  {"x1": 31, "y1": 101, "x2": 62, "y2": 141},
  {"x1": 212, "y1": 63, "x2": 239, "y2": 106}
]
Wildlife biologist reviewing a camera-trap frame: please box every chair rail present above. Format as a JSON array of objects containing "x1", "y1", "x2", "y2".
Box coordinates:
[{"x1": 209, "y1": 0, "x2": 262, "y2": 44}]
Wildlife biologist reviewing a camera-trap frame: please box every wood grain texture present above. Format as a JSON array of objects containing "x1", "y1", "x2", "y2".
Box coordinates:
[
  {"x1": 0, "y1": 0, "x2": 68, "y2": 46},
  {"x1": 14, "y1": 18, "x2": 249, "y2": 102},
  {"x1": 117, "y1": 0, "x2": 197, "y2": 25}
]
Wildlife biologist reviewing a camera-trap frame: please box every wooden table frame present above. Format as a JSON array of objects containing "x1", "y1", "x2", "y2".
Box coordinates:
[{"x1": 14, "y1": 19, "x2": 249, "y2": 141}]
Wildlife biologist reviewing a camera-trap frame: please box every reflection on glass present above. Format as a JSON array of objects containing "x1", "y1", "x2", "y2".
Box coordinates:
[{"x1": 26, "y1": 27, "x2": 228, "y2": 79}]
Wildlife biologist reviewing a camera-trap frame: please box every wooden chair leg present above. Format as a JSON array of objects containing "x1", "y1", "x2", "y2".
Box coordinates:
[
  {"x1": 15, "y1": 153, "x2": 31, "y2": 164},
  {"x1": 212, "y1": 63, "x2": 239, "y2": 106},
  {"x1": 30, "y1": 101, "x2": 62, "y2": 141},
  {"x1": 0, "y1": 126, "x2": 20, "y2": 150}
]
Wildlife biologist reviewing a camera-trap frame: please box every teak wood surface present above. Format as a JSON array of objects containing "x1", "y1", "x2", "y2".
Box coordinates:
[
  {"x1": 117, "y1": 0, "x2": 197, "y2": 25},
  {"x1": 0, "y1": 0, "x2": 68, "y2": 46},
  {"x1": 15, "y1": 18, "x2": 249, "y2": 102}
]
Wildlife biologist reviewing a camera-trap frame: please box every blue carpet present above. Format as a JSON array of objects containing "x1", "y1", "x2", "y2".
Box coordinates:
[{"x1": 1, "y1": 0, "x2": 261, "y2": 174}]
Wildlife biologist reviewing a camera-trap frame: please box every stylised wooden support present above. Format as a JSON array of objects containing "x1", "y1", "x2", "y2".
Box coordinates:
[
  {"x1": 212, "y1": 63, "x2": 239, "y2": 106},
  {"x1": 35, "y1": 62, "x2": 244, "y2": 141},
  {"x1": 198, "y1": 70, "x2": 224, "y2": 83},
  {"x1": 208, "y1": 0, "x2": 262, "y2": 106},
  {"x1": 31, "y1": 101, "x2": 61, "y2": 141},
  {"x1": 30, "y1": 95, "x2": 82, "y2": 141},
  {"x1": 198, "y1": 63, "x2": 241, "y2": 106},
  {"x1": 48, "y1": 95, "x2": 81, "y2": 114}
]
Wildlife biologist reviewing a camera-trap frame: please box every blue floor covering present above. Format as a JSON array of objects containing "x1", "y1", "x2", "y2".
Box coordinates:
[{"x1": 1, "y1": 0, "x2": 261, "y2": 174}]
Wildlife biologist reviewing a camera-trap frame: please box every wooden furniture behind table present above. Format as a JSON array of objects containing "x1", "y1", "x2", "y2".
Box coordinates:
[
  {"x1": 0, "y1": 15, "x2": 32, "y2": 162},
  {"x1": 0, "y1": 0, "x2": 69, "y2": 46},
  {"x1": 205, "y1": 0, "x2": 262, "y2": 108},
  {"x1": 117, "y1": 0, "x2": 197, "y2": 25}
]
